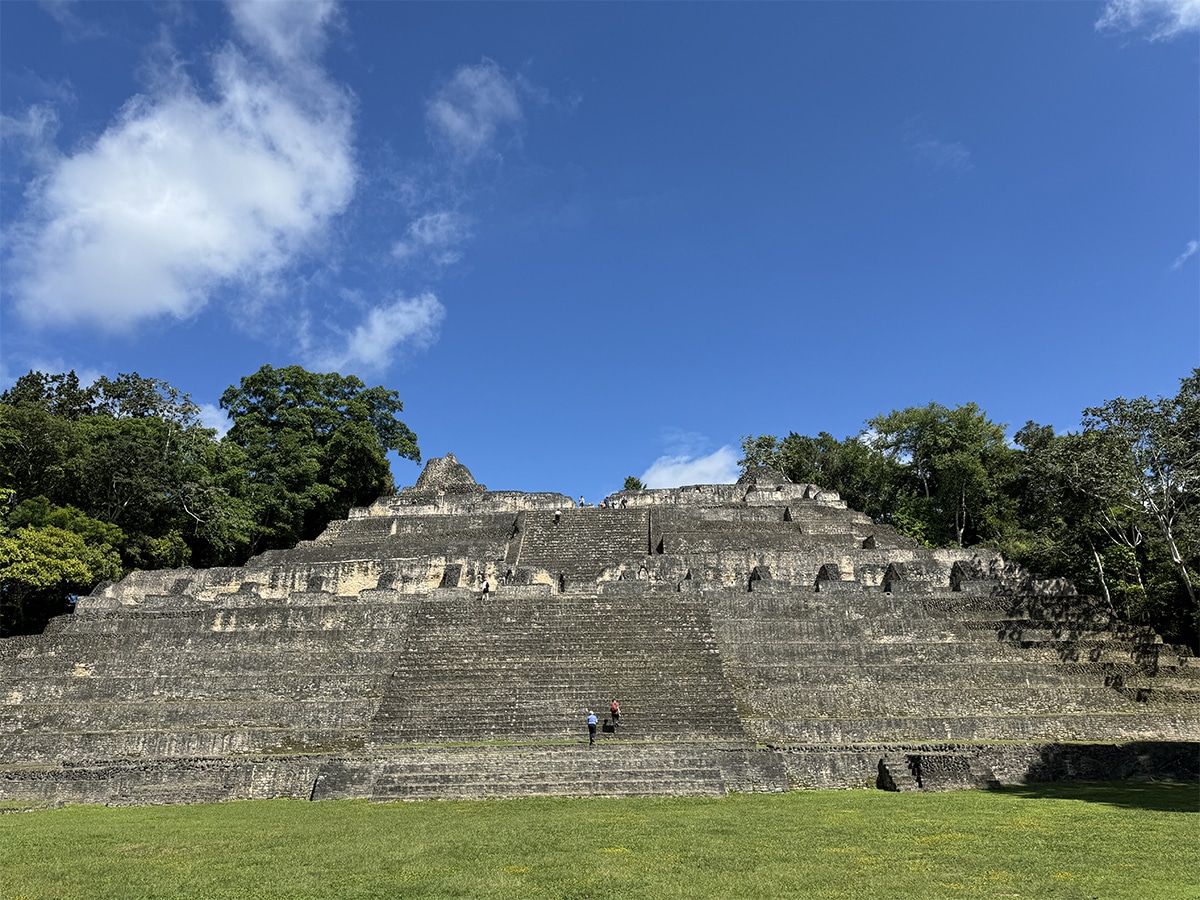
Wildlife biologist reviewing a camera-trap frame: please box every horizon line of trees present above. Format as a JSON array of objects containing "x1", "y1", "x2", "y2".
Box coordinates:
[
  {"x1": 739, "y1": 370, "x2": 1198, "y2": 650},
  {"x1": 0, "y1": 366, "x2": 420, "y2": 638}
]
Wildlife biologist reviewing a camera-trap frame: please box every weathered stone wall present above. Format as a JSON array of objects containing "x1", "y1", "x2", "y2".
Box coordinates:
[{"x1": 1, "y1": 455, "x2": 1195, "y2": 806}]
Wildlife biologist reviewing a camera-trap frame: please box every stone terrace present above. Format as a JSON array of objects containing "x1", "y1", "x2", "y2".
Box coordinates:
[{"x1": 0, "y1": 456, "x2": 1195, "y2": 806}]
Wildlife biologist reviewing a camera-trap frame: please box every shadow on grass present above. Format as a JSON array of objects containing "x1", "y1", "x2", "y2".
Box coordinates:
[{"x1": 997, "y1": 780, "x2": 1200, "y2": 813}]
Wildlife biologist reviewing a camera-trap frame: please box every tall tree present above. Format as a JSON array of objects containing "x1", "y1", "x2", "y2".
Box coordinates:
[
  {"x1": 0, "y1": 369, "x2": 247, "y2": 580},
  {"x1": 0, "y1": 524, "x2": 122, "y2": 637},
  {"x1": 741, "y1": 431, "x2": 905, "y2": 525},
  {"x1": 1082, "y1": 371, "x2": 1200, "y2": 620},
  {"x1": 867, "y1": 403, "x2": 1015, "y2": 547},
  {"x1": 219, "y1": 365, "x2": 420, "y2": 552}
]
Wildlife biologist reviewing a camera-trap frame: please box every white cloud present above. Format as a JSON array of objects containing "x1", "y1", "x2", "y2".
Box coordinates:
[
  {"x1": 1, "y1": 360, "x2": 105, "y2": 394},
  {"x1": 0, "y1": 104, "x2": 62, "y2": 171},
  {"x1": 426, "y1": 59, "x2": 522, "y2": 162},
  {"x1": 6, "y1": 0, "x2": 355, "y2": 333},
  {"x1": 641, "y1": 446, "x2": 740, "y2": 489},
  {"x1": 911, "y1": 137, "x2": 972, "y2": 172},
  {"x1": 308, "y1": 292, "x2": 446, "y2": 373},
  {"x1": 392, "y1": 210, "x2": 472, "y2": 266},
  {"x1": 40, "y1": 0, "x2": 106, "y2": 41},
  {"x1": 903, "y1": 117, "x2": 972, "y2": 173},
  {"x1": 227, "y1": 0, "x2": 338, "y2": 64},
  {"x1": 1171, "y1": 239, "x2": 1199, "y2": 269},
  {"x1": 1097, "y1": 0, "x2": 1200, "y2": 39},
  {"x1": 198, "y1": 402, "x2": 231, "y2": 438}
]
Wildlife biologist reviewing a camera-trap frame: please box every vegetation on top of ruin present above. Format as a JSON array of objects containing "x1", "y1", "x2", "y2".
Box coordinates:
[{"x1": 738, "y1": 370, "x2": 1198, "y2": 649}]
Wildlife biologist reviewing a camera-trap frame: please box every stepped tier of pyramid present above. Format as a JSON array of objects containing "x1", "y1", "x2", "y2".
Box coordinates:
[{"x1": 2, "y1": 454, "x2": 1196, "y2": 805}]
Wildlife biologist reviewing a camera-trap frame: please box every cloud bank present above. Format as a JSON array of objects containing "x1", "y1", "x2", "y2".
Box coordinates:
[{"x1": 7, "y1": 0, "x2": 355, "y2": 334}]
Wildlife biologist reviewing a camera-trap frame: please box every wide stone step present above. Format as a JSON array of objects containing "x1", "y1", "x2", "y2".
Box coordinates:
[
  {"x1": 746, "y1": 712, "x2": 1200, "y2": 744},
  {"x1": 0, "y1": 672, "x2": 394, "y2": 702},
  {"x1": 0, "y1": 727, "x2": 362, "y2": 764},
  {"x1": 367, "y1": 745, "x2": 729, "y2": 800},
  {"x1": 735, "y1": 684, "x2": 1159, "y2": 717},
  {"x1": 58, "y1": 604, "x2": 419, "y2": 633},
  {"x1": 0, "y1": 755, "x2": 325, "y2": 806},
  {"x1": 715, "y1": 643, "x2": 1151, "y2": 666},
  {"x1": 3, "y1": 698, "x2": 379, "y2": 732},
  {"x1": 2, "y1": 649, "x2": 402, "y2": 681},
  {"x1": 722, "y1": 661, "x2": 1188, "y2": 687}
]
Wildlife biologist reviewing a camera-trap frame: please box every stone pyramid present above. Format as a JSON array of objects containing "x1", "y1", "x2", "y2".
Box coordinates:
[{"x1": 2, "y1": 455, "x2": 1196, "y2": 806}]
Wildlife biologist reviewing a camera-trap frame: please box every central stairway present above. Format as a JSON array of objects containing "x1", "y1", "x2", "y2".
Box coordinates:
[{"x1": 347, "y1": 589, "x2": 759, "y2": 799}]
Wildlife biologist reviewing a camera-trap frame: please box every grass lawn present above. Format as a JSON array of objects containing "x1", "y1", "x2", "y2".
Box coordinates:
[{"x1": 2, "y1": 782, "x2": 1196, "y2": 899}]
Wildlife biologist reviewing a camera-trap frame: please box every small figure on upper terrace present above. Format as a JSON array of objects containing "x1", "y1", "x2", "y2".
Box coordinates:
[
  {"x1": 587, "y1": 710, "x2": 598, "y2": 745},
  {"x1": 554, "y1": 509, "x2": 562, "y2": 525},
  {"x1": 579, "y1": 495, "x2": 585, "y2": 508},
  {"x1": 619, "y1": 497, "x2": 627, "y2": 509},
  {"x1": 610, "y1": 698, "x2": 621, "y2": 730},
  {"x1": 481, "y1": 578, "x2": 490, "y2": 600}
]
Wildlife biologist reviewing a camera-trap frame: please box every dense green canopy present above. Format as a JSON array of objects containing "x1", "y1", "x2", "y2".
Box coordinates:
[{"x1": 0, "y1": 367, "x2": 420, "y2": 636}]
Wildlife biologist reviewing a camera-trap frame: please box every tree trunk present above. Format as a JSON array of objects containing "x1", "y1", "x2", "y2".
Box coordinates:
[{"x1": 1088, "y1": 538, "x2": 1115, "y2": 616}]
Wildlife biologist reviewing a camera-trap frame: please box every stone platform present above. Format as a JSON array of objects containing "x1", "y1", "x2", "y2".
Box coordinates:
[{"x1": 1, "y1": 455, "x2": 1196, "y2": 805}]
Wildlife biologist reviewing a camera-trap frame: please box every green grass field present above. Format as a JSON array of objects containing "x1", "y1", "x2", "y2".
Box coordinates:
[{"x1": 2, "y1": 783, "x2": 1196, "y2": 900}]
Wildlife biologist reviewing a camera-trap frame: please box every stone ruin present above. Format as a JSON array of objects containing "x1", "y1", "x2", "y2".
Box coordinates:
[{"x1": 1, "y1": 455, "x2": 1196, "y2": 805}]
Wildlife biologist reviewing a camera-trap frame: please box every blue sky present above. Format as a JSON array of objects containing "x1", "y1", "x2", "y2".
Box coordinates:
[{"x1": 1, "y1": 0, "x2": 1197, "y2": 505}]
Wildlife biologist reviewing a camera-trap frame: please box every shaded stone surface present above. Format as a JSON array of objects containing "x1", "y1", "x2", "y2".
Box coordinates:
[
  {"x1": 1, "y1": 458, "x2": 1196, "y2": 805},
  {"x1": 412, "y1": 453, "x2": 485, "y2": 494}
]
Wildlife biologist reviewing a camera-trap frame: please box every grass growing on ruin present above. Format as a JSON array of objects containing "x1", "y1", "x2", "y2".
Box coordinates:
[{"x1": 2, "y1": 782, "x2": 1196, "y2": 900}]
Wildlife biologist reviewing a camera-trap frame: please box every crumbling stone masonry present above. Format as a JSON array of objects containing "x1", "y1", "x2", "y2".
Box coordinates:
[{"x1": 1, "y1": 456, "x2": 1196, "y2": 805}]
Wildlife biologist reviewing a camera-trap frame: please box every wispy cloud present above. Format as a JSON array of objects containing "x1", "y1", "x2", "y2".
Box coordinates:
[
  {"x1": 641, "y1": 446, "x2": 740, "y2": 489},
  {"x1": 1096, "y1": 0, "x2": 1200, "y2": 39},
  {"x1": 903, "y1": 118, "x2": 973, "y2": 174},
  {"x1": 307, "y1": 293, "x2": 445, "y2": 373},
  {"x1": 426, "y1": 59, "x2": 523, "y2": 163},
  {"x1": 392, "y1": 210, "x2": 473, "y2": 267},
  {"x1": 227, "y1": 0, "x2": 339, "y2": 64},
  {"x1": 39, "y1": 0, "x2": 106, "y2": 41},
  {"x1": 379, "y1": 59, "x2": 530, "y2": 324},
  {"x1": 1172, "y1": 239, "x2": 1199, "y2": 270},
  {"x1": 0, "y1": 104, "x2": 63, "y2": 172}
]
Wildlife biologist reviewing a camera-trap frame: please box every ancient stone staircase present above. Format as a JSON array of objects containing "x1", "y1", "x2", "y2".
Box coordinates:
[
  {"x1": 366, "y1": 592, "x2": 747, "y2": 747},
  {"x1": 508, "y1": 509, "x2": 651, "y2": 581}
]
